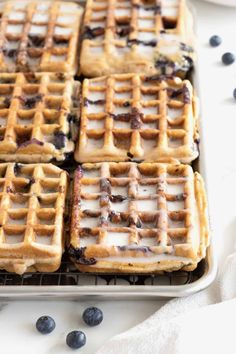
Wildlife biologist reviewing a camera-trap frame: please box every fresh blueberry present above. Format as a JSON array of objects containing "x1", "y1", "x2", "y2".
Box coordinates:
[
  {"x1": 209, "y1": 35, "x2": 222, "y2": 47},
  {"x1": 36, "y1": 316, "x2": 55, "y2": 334},
  {"x1": 233, "y1": 88, "x2": 236, "y2": 100},
  {"x1": 222, "y1": 52, "x2": 235, "y2": 65},
  {"x1": 66, "y1": 330, "x2": 86, "y2": 349},
  {"x1": 82, "y1": 307, "x2": 103, "y2": 327}
]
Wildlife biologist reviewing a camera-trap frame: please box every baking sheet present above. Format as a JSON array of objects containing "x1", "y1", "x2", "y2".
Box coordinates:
[{"x1": 0, "y1": 0, "x2": 217, "y2": 299}]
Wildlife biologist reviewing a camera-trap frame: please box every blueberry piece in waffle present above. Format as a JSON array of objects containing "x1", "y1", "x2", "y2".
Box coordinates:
[
  {"x1": 80, "y1": 0, "x2": 195, "y2": 77},
  {"x1": 69, "y1": 162, "x2": 209, "y2": 273},
  {"x1": 74, "y1": 74, "x2": 199, "y2": 164},
  {"x1": 0, "y1": 163, "x2": 68, "y2": 274},
  {"x1": 0, "y1": 1, "x2": 83, "y2": 74},
  {"x1": 0, "y1": 72, "x2": 80, "y2": 162}
]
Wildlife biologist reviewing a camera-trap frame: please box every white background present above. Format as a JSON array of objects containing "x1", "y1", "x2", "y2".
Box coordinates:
[{"x1": 1, "y1": 1, "x2": 236, "y2": 353}]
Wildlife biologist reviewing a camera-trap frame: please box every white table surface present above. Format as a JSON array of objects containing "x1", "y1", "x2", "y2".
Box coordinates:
[{"x1": 1, "y1": 1, "x2": 236, "y2": 353}]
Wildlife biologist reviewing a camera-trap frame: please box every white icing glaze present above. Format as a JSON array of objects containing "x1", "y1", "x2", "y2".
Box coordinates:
[
  {"x1": 167, "y1": 200, "x2": 184, "y2": 211},
  {"x1": 90, "y1": 21, "x2": 106, "y2": 29},
  {"x1": 90, "y1": 46, "x2": 104, "y2": 54},
  {"x1": 138, "y1": 19, "x2": 155, "y2": 29},
  {"x1": 54, "y1": 26, "x2": 72, "y2": 35},
  {"x1": 82, "y1": 184, "x2": 100, "y2": 193},
  {"x1": 162, "y1": 7, "x2": 178, "y2": 17},
  {"x1": 92, "y1": 10, "x2": 107, "y2": 18},
  {"x1": 57, "y1": 15, "x2": 76, "y2": 24},
  {"x1": 29, "y1": 25, "x2": 47, "y2": 35},
  {"x1": 12, "y1": 2, "x2": 27, "y2": 9},
  {"x1": 113, "y1": 120, "x2": 130, "y2": 129},
  {"x1": 161, "y1": 33, "x2": 181, "y2": 41},
  {"x1": 113, "y1": 105, "x2": 130, "y2": 114},
  {"x1": 141, "y1": 138, "x2": 156, "y2": 151},
  {"x1": 114, "y1": 91, "x2": 131, "y2": 99},
  {"x1": 32, "y1": 13, "x2": 49, "y2": 22},
  {"x1": 88, "y1": 91, "x2": 105, "y2": 100},
  {"x1": 141, "y1": 93, "x2": 158, "y2": 101},
  {"x1": 5, "y1": 233, "x2": 24, "y2": 244},
  {"x1": 110, "y1": 200, "x2": 129, "y2": 212},
  {"x1": 8, "y1": 12, "x2": 25, "y2": 20},
  {"x1": 6, "y1": 41, "x2": 19, "y2": 49},
  {"x1": 138, "y1": 184, "x2": 157, "y2": 196},
  {"x1": 8, "y1": 217, "x2": 26, "y2": 225},
  {"x1": 36, "y1": 3, "x2": 50, "y2": 10},
  {"x1": 6, "y1": 25, "x2": 23, "y2": 34},
  {"x1": 10, "y1": 200, "x2": 28, "y2": 208},
  {"x1": 81, "y1": 198, "x2": 100, "y2": 210},
  {"x1": 80, "y1": 236, "x2": 97, "y2": 247},
  {"x1": 136, "y1": 45, "x2": 154, "y2": 56},
  {"x1": 59, "y1": 4, "x2": 78, "y2": 12},
  {"x1": 159, "y1": 44, "x2": 179, "y2": 55},
  {"x1": 142, "y1": 121, "x2": 157, "y2": 129},
  {"x1": 111, "y1": 186, "x2": 127, "y2": 196},
  {"x1": 138, "y1": 8, "x2": 155, "y2": 17},
  {"x1": 83, "y1": 169, "x2": 100, "y2": 178},
  {"x1": 50, "y1": 54, "x2": 67, "y2": 62},
  {"x1": 105, "y1": 232, "x2": 130, "y2": 246},
  {"x1": 115, "y1": 8, "x2": 131, "y2": 17},
  {"x1": 140, "y1": 237, "x2": 157, "y2": 246},
  {"x1": 35, "y1": 235, "x2": 51, "y2": 245},
  {"x1": 142, "y1": 106, "x2": 159, "y2": 115},
  {"x1": 162, "y1": 0, "x2": 179, "y2": 5},
  {"x1": 168, "y1": 218, "x2": 185, "y2": 228},
  {"x1": 166, "y1": 183, "x2": 183, "y2": 194},
  {"x1": 87, "y1": 103, "x2": 105, "y2": 114},
  {"x1": 87, "y1": 119, "x2": 104, "y2": 129},
  {"x1": 168, "y1": 138, "x2": 183, "y2": 148},
  {"x1": 136, "y1": 199, "x2": 158, "y2": 211},
  {"x1": 80, "y1": 217, "x2": 99, "y2": 227},
  {"x1": 115, "y1": 80, "x2": 131, "y2": 87},
  {"x1": 168, "y1": 107, "x2": 183, "y2": 119},
  {"x1": 137, "y1": 31, "x2": 156, "y2": 41}
]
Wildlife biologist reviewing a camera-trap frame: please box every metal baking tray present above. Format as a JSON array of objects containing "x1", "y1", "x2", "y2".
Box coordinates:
[{"x1": 0, "y1": 0, "x2": 217, "y2": 299}]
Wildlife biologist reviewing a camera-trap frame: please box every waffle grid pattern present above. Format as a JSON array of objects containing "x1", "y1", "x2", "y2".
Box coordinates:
[
  {"x1": 70, "y1": 162, "x2": 208, "y2": 272},
  {"x1": 0, "y1": 72, "x2": 80, "y2": 162},
  {"x1": 0, "y1": 1, "x2": 82, "y2": 73},
  {"x1": 80, "y1": 0, "x2": 194, "y2": 76},
  {"x1": 0, "y1": 163, "x2": 68, "y2": 274},
  {"x1": 75, "y1": 74, "x2": 198, "y2": 163}
]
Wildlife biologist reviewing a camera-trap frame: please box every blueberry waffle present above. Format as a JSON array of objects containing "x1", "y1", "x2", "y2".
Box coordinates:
[
  {"x1": 69, "y1": 162, "x2": 209, "y2": 273},
  {"x1": 0, "y1": 1, "x2": 83, "y2": 74},
  {"x1": 74, "y1": 73, "x2": 199, "y2": 164},
  {"x1": 80, "y1": 0, "x2": 195, "y2": 77},
  {"x1": 0, "y1": 163, "x2": 68, "y2": 274},
  {"x1": 0, "y1": 72, "x2": 80, "y2": 162}
]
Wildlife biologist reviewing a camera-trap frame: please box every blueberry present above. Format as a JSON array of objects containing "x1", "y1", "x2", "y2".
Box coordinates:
[
  {"x1": 36, "y1": 316, "x2": 55, "y2": 334},
  {"x1": 222, "y1": 52, "x2": 235, "y2": 65},
  {"x1": 82, "y1": 307, "x2": 103, "y2": 327},
  {"x1": 233, "y1": 88, "x2": 236, "y2": 100},
  {"x1": 209, "y1": 35, "x2": 222, "y2": 47},
  {"x1": 66, "y1": 330, "x2": 86, "y2": 349}
]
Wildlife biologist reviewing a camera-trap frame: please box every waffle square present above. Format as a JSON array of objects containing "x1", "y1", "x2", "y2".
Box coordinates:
[
  {"x1": 69, "y1": 162, "x2": 209, "y2": 273},
  {"x1": 80, "y1": 0, "x2": 195, "y2": 77},
  {"x1": 0, "y1": 1, "x2": 82, "y2": 74},
  {"x1": 0, "y1": 72, "x2": 80, "y2": 163},
  {"x1": 0, "y1": 163, "x2": 68, "y2": 274},
  {"x1": 74, "y1": 74, "x2": 199, "y2": 164}
]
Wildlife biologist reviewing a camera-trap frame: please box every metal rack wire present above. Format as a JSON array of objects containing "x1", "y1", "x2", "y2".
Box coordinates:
[{"x1": 0, "y1": 255, "x2": 205, "y2": 287}]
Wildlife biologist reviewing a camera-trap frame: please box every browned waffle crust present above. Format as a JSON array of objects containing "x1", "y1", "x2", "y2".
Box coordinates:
[
  {"x1": 0, "y1": 72, "x2": 80, "y2": 163},
  {"x1": 74, "y1": 73, "x2": 199, "y2": 164},
  {"x1": 69, "y1": 162, "x2": 209, "y2": 273},
  {"x1": 0, "y1": 1, "x2": 83, "y2": 74},
  {"x1": 0, "y1": 163, "x2": 68, "y2": 274},
  {"x1": 80, "y1": 0, "x2": 195, "y2": 77}
]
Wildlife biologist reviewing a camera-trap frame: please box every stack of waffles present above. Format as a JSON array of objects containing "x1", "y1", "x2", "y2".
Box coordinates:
[{"x1": 0, "y1": 0, "x2": 209, "y2": 276}]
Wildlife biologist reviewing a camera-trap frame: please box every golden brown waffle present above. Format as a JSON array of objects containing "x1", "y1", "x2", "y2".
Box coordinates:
[
  {"x1": 74, "y1": 74, "x2": 199, "y2": 164},
  {"x1": 69, "y1": 162, "x2": 209, "y2": 273},
  {"x1": 0, "y1": 163, "x2": 68, "y2": 274},
  {"x1": 0, "y1": 72, "x2": 80, "y2": 163},
  {"x1": 80, "y1": 0, "x2": 195, "y2": 77},
  {"x1": 0, "y1": 1, "x2": 82, "y2": 74}
]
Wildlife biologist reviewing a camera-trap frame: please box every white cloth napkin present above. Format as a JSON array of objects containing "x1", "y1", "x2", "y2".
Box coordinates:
[{"x1": 96, "y1": 252, "x2": 236, "y2": 354}]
